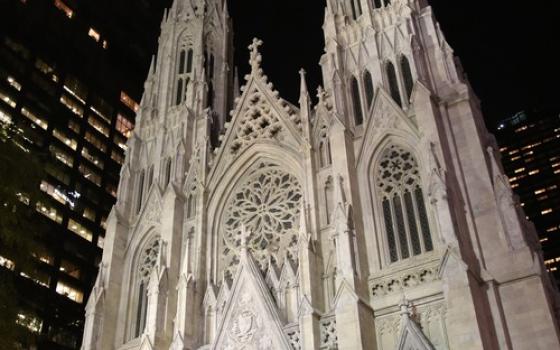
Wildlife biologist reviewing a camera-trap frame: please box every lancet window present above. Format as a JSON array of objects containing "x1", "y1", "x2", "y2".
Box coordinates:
[
  {"x1": 136, "y1": 170, "x2": 145, "y2": 214},
  {"x1": 401, "y1": 55, "x2": 414, "y2": 102},
  {"x1": 350, "y1": 0, "x2": 363, "y2": 19},
  {"x1": 375, "y1": 144, "x2": 433, "y2": 263},
  {"x1": 364, "y1": 70, "x2": 375, "y2": 110},
  {"x1": 163, "y1": 158, "x2": 172, "y2": 187},
  {"x1": 133, "y1": 238, "x2": 161, "y2": 338},
  {"x1": 351, "y1": 76, "x2": 364, "y2": 126},
  {"x1": 176, "y1": 47, "x2": 193, "y2": 106},
  {"x1": 386, "y1": 61, "x2": 402, "y2": 107}
]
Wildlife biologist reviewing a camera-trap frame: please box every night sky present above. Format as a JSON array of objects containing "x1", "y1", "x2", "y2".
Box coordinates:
[{"x1": 229, "y1": 0, "x2": 559, "y2": 128}]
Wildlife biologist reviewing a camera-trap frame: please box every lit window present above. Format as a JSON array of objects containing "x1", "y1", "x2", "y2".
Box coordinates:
[
  {"x1": 88, "y1": 28, "x2": 100, "y2": 42},
  {"x1": 67, "y1": 219, "x2": 93, "y2": 242},
  {"x1": 81, "y1": 146, "x2": 104, "y2": 169},
  {"x1": 499, "y1": 147, "x2": 508, "y2": 152},
  {"x1": 116, "y1": 113, "x2": 134, "y2": 138},
  {"x1": 79, "y1": 163, "x2": 102, "y2": 186},
  {"x1": 53, "y1": 129, "x2": 78, "y2": 150},
  {"x1": 7, "y1": 76, "x2": 22, "y2": 91},
  {"x1": 100, "y1": 216, "x2": 107, "y2": 230},
  {"x1": 0, "y1": 90, "x2": 17, "y2": 108},
  {"x1": 87, "y1": 115, "x2": 110, "y2": 137},
  {"x1": 547, "y1": 226, "x2": 559, "y2": 233},
  {"x1": 90, "y1": 96, "x2": 113, "y2": 123},
  {"x1": 514, "y1": 167, "x2": 525, "y2": 174},
  {"x1": 35, "y1": 58, "x2": 59, "y2": 82},
  {"x1": 509, "y1": 149, "x2": 519, "y2": 155},
  {"x1": 0, "y1": 255, "x2": 15, "y2": 270},
  {"x1": 552, "y1": 162, "x2": 560, "y2": 168},
  {"x1": 21, "y1": 107, "x2": 48, "y2": 130},
  {"x1": 32, "y1": 249, "x2": 54, "y2": 265},
  {"x1": 19, "y1": 270, "x2": 49, "y2": 287},
  {"x1": 120, "y1": 91, "x2": 139, "y2": 112},
  {"x1": 106, "y1": 182, "x2": 117, "y2": 198},
  {"x1": 36, "y1": 202, "x2": 63, "y2": 224},
  {"x1": 54, "y1": 0, "x2": 73, "y2": 19},
  {"x1": 49, "y1": 145, "x2": 74, "y2": 167},
  {"x1": 102, "y1": 40, "x2": 109, "y2": 49},
  {"x1": 114, "y1": 133, "x2": 127, "y2": 151},
  {"x1": 55, "y1": 281, "x2": 83, "y2": 303},
  {"x1": 60, "y1": 260, "x2": 81, "y2": 279},
  {"x1": 68, "y1": 119, "x2": 81, "y2": 133},
  {"x1": 85, "y1": 131, "x2": 107, "y2": 152},
  {"x1": 60, "y1": 95, "x2": 84, "y2": 117},
  {"x1": 111, "y1": 150, "x2": 124, "y2": 164},
  {"x1": 16, "y1": 313, "x2": 43, "y2": 334},
  {"x1": 0, "y1": 109, "x2": 12, "y2": 125},
  {"x1": 515, "y1": 126, "x2": 528, "y2": 133},
  {"x1": 542, "y1": 209, "x2": 553, "y2": 215},
  {"x1": 529, "y1": 170, "x2": 540, "y2": 176},
  {"x1": 83, "y1": 207, "x2": 96, "y2": 222},
  {"x1": 511, "y1": 183, "x2": 519, "y2": 189},
  {"x1": 511, "y1": 156, "x2": 521, "y2": 161}
]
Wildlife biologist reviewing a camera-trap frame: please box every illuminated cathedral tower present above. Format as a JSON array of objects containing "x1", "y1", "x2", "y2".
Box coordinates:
[{"x1": 82, "y1": 0, "x2": 560, "y2": 349}]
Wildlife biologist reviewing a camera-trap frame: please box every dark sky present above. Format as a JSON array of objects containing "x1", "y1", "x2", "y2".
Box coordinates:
[{"x1": 229, "y1": 0, "x2": 559, "y2": 128}]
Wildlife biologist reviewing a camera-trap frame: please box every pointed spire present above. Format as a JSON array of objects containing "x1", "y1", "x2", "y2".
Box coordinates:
[
  {"x1": 248, "y1": 38, "x2": 263, "y2": 74},
  {"x1": 149, "y1": 55, "x2": 156, "y2": 76},
  {"x1": 299, "y1": 69, "x2": 312, "y2": 141},
  {"x1": 299, "y1": 69, "x2": 310, "y2": 102}
]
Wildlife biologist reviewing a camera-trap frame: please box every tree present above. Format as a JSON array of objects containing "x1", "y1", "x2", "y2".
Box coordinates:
[{"x1": 0, "y1": 121, "x2": 48, "y2": 349}]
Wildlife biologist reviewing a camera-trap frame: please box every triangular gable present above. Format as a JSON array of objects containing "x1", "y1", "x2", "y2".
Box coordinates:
[
  {"x1": 211, "y1": 249, "x2": 291, "y2": 350},
  {"x1": 217, "y1": 75, "x2": 303, "y2": 157},
  {"x1": 357, "y1": 87, "x2": 420, "y2": 166},
  {"x1": 396, "y1": 309, "x2": 435, "y2": 350},
  {"x1": 131, "y1": 185, "x2": 164, "y2": 241}
]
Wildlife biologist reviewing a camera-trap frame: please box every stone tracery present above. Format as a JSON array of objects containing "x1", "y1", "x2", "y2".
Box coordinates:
[{"x1": 222, "y1": 162, "x2": 302, "y2": 279}]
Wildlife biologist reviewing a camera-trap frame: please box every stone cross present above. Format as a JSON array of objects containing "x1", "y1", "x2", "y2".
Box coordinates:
[{"x1": 248, "y1": 38, "x2": 263, "y2": 72}]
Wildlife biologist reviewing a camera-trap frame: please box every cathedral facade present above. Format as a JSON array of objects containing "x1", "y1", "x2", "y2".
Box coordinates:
[{"x1": 81, "y1": 0, "x2": 560, "y2": 349}]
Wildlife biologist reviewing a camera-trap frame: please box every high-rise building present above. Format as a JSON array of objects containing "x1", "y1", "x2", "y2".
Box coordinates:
[
  {"x1": 0, "y1": 0, "x2": 170, "y2": 348},
  {"x1": 81, "y1": 0, "x2": 560, "y2": 349},
  {"x1": 495, "y1": 110, "x2": 560, "y2": 282}
]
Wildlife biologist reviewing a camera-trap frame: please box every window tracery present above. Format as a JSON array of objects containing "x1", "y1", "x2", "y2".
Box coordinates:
[
  {"x1": 375, "y1": 145, "x2": 433, "y2": 263},
  {"x1": 176, "y1": 35, "x2": 194, "y2": 106},
  {"x1": 222, "y1": 163, "x2": 302, "y2": 280},
  {"x1": 134, "y1": 238, "x2": 161, "y2": 338}
]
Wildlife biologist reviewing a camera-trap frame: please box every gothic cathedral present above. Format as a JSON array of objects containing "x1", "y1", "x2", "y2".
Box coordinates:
[{"x1": 81, "y1": 0, "x2": 560, "y2": 349}]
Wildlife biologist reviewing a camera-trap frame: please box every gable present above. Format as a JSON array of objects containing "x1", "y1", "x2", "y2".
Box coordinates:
[{"x1": 211, "y1": 249, "x2": 291, "y2": 350}]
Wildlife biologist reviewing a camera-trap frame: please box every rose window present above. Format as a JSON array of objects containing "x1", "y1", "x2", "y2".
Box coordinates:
[{"x1": 222, "y1": 163, "x2": 302, "y2": 279}]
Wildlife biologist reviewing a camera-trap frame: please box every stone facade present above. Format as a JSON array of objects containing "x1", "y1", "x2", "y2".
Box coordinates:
[{"x1": 81, "y1": 0, "x2": 560, "y2": 349}]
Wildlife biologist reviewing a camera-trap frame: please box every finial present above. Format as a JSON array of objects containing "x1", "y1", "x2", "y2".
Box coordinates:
[{"x1": 248, "y1": 38, "x2": 263, "y2": 72}]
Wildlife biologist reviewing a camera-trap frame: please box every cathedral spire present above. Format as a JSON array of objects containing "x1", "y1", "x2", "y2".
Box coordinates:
[{"x1": 299, "y1": 69, "x2": 313, "y2": 142}]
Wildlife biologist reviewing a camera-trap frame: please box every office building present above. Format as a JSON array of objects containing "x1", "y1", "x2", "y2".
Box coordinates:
[{"x1": 0, "y1": 0, "x2": 170, "y2": 348}]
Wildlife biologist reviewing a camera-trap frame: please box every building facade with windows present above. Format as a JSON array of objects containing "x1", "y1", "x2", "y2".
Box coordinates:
[
  {"x1": 0, "y1": 0, "x2": 171, "y2": 348},
  {"x1": 495, "y1": 111, "x2": 560, "y2": 283},
  {"x1": 82, "y1": 0, "x2": 560, "y2": 349}
]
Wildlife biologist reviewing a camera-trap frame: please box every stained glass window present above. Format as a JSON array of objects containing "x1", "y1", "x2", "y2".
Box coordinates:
[{"x1": 376, "y1": 145, "x2": 434, "y2": 263}]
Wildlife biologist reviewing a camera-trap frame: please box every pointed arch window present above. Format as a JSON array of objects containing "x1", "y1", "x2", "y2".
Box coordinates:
[
  {"x1": 176, "y1": 48, "x2": 193, "y2": 106},
  {"x1": 163, "y1": 158, "x2": 172, "y2": 187},
  {"x1": 386, "y1": 61, "x2": 402, "y2": 107},
  {"x1": 325, "y1": 177, "x2": 334, "y2": 226},
  {"x1": 364, "y1": 70, "x2": 375, "y2": 110},
  {"x1": 133, "y1": 238, "x2": 161, "y2": 338},
  {"x1": 401, "y1": 55, "x2": 414, "y2": 102},
  {"x1": 136, "y1": 170, "x2": 145, "y2": 214},
  {"x1": 351, "y1": 76, "x2": 364, "y2": 126},
  {"x1": 375, "y1": 144, "x2": 433, "y2": 263}
]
